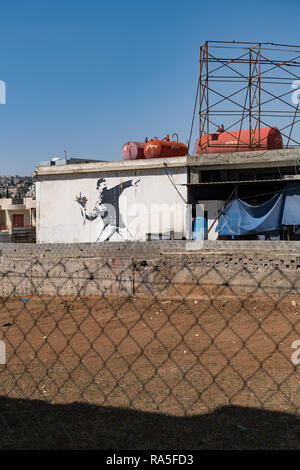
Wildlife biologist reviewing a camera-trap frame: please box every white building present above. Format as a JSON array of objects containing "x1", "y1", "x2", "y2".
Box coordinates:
[
  {"x1": 33, "y1": 149, "x2": 300, "y2": 244},
  {"x1": 34, "y1": 157, "x2": 193, "y2": 243}
]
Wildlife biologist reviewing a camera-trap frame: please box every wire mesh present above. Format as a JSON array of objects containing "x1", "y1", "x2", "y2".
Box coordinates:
[{"x1": 0, "y1": 249, "x2": 299, "y2": 449}]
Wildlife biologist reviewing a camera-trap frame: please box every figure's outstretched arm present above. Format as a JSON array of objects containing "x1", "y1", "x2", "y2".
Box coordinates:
[{"x1": 116, "y1": 178, "x2": 140, "y2": 195}]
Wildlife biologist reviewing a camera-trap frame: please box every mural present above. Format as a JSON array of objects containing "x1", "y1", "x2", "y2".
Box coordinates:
[{"x1": 75, "y1": 177, "x2": 140, "y2": 241}]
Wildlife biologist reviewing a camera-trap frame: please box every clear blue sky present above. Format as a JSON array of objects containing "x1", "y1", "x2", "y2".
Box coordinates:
[{"x1": 0, "y1": 0, "x2": 299, "y2": 174}]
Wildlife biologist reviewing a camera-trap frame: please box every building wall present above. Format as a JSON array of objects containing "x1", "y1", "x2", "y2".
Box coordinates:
[{"x1": 36, "y1": 168, "x2": 188, "y2": 243}]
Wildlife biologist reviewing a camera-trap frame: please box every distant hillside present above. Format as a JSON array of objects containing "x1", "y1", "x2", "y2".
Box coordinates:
[{"x1": 0, "y1": 175, "x2": 35, "y2": 198}]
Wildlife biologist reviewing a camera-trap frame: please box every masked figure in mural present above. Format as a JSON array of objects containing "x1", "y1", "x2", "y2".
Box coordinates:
[{"x1": 75, "y1": 177, "x2": 140, "y2": 241}]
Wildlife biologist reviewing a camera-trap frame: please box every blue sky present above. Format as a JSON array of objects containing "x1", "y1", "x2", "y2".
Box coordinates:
[{"x1": 0, "y1": 0, "x2": 299, "y2": 174}]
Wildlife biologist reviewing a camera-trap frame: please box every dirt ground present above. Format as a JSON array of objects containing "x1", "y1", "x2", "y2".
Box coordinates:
[{"x1": 0, "y1": 288, "x2": 300, "y2": 449}]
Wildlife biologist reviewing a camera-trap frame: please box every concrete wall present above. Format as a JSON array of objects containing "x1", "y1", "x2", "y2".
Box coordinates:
[
  {"x1": 36, "y1": 168, "x2": 188, "y2": 243},
  {"x1": 0, "y1": 241, "x2": 300, "y2": 297},
  {"x1": 11, "y1": 227, "x2": 36, "y2": 243}
]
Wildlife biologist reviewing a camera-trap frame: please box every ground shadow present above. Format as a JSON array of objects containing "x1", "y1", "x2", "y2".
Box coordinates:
[{"x1": 0, "y1": 397, "x2": 299, "y2": 449}]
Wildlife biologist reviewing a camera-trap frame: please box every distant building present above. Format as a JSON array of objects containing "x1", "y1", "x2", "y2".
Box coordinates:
[{"x1": 0, "y1": 197, "x2": 36, "y2": 233}]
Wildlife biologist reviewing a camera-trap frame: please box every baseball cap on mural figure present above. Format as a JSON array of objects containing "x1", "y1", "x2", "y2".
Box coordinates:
[{"x1": 96, "y1": 178, "x2": 107, "y2": 188}]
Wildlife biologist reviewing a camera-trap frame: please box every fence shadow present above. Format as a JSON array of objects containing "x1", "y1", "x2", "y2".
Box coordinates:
[{"x1": 0, "y1": 396, "x2": 299, "y2": 450}]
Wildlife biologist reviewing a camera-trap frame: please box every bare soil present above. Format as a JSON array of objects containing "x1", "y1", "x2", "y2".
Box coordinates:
[{"x1": 0, "y1": 289, "x2": 300, "y2": 449}]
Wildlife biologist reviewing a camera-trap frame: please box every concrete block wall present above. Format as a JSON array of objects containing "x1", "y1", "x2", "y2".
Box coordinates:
[{"x1": 0, "y1": 241, "x2": 299, "y2": 297}]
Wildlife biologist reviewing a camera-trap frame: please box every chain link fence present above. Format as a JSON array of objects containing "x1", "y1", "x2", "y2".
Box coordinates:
[{"x1": 0, "y1": 245, "x2": 300, "y2": 449}]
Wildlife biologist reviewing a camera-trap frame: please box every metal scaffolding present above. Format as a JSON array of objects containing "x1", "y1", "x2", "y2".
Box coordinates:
[{"x1": 196, "y1": 41, "x2": 300, "y2": 152}]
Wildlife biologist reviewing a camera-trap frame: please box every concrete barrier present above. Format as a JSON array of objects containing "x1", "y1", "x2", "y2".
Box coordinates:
[{"x1": 0, "y1": 241, "x2": 299, "y2": 297}]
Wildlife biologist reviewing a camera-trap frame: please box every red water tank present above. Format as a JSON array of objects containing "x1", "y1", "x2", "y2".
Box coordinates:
[
  {"x1": 144, "y1": 134, "x2": 188, "y2": 159},
  {"x1": 196, "y1": 126, "x2": 283, "y2": 154},
  {"x1": 121, "y1": 141, "x2": 145, "y2": 160}
]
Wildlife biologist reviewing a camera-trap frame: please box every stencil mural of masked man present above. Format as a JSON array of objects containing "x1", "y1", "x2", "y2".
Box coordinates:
[{"x1": 76, "y1": 177, "x2": 140, "y2": 241}]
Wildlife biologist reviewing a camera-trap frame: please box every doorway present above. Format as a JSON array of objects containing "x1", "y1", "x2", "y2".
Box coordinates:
[{"x1": 13, "y1": 214, "x2": 24, "y2": 228}]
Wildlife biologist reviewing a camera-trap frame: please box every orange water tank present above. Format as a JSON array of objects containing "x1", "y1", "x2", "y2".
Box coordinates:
[
  {"x1": 144, "y1": 134, "x2": 188, "y2": 159},
  {"x1": 196, "y1": 126, "x2": 283, "y2": 154},
  {"x1": 121, "y1": 141, "x2": 145, "y2": 160}
]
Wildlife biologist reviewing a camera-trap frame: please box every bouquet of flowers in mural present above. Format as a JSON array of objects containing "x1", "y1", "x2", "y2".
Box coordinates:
[{"x1": 75, "y1": 192, "x2": 88, "y2": 208}]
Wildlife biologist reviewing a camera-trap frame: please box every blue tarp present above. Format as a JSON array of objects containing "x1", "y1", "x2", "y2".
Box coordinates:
[{"x1": 216, "y1": 185, "x2": 300, "y2": 236}]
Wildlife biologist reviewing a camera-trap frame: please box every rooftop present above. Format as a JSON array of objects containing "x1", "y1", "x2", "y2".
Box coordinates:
[{"x1": 33, "y1": 148, "x2": 300, "y2": 178}]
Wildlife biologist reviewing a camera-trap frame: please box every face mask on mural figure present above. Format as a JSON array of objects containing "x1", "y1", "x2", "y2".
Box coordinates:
[{"x1": 75, "y1": 177, "x2": 140, "y2": 242}]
